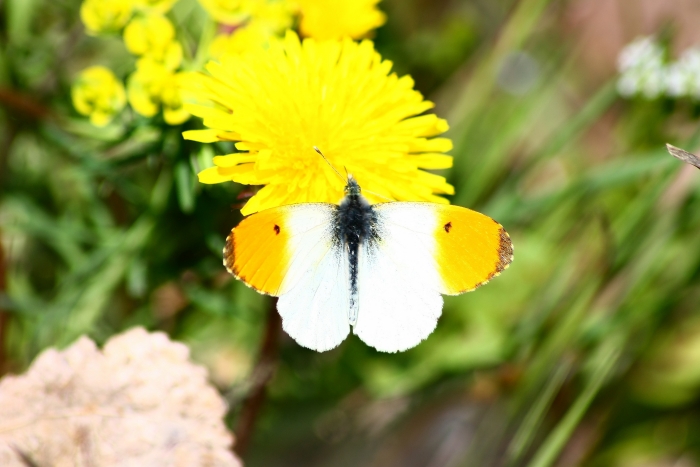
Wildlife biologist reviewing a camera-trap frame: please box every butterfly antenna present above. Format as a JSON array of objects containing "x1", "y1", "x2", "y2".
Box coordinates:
[
  {"x1": 363, "y1": 188, "x2": 395, "y2": 202},
  {"x1": 313, "y1": 146, "x2": 346, "y2": 183}
]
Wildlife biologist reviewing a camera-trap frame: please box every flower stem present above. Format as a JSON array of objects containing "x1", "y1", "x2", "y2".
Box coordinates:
[
  {"x1": 192, "y1": 18, "x2": 216, "y2": 71},
  {"x1": 0, "y1": 228, "x2": 9, "y2": 376},
  {"x1": 234, "y1": 297, "x2": 281, "y2": 458}
]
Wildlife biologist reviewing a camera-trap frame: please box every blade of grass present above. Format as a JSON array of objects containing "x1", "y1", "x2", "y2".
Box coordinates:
[
  {"x1": 526, "y1": 338, "x2": 622, "y2": 467},
  {"x1": 506, "y1": 361, "x2": 572, "y2": 465},
  {"x1": 448, "y1": 0, "x2": 556, "y2": 130}
]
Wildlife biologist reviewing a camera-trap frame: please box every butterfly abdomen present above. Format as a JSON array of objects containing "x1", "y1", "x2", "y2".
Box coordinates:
[{"x1": 334, "y1": 191, "x2": 378, "y2": 324}]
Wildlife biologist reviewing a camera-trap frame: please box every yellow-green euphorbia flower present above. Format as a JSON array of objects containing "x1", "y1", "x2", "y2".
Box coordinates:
[
  {"x1": 123, "y1": 13, "x2": 183, "y2": 70},
  {"x1": 209, "y1": 22, "x2": 275, "y2": 58},
  {"x1": 133, "y1": 0, "x2": 179, "y2": 13},
  {"x1": 198, "y1": 0, "x2": 249, "y2": 25},
  {"x1": 209, "y1": 1, "x2": 295, "y2": 58},
  {"x1": 80, "y1": 0, "x2": 134, "y2": 35},
  {"x1": 71, "y1": 66, "x2": 127, "y2": 126},
  {"x1": 127, "y1": 59, "x2": 190, "y2": 125}
]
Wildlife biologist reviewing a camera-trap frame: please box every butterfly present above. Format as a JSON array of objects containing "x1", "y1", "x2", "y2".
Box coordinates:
[{"x1": 224, "y1": 173, "x2": 513, "y2": 353}]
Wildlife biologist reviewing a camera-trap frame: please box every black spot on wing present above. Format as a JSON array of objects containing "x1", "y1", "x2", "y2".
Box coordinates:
[
  {"x1": 273, "y1": 224, "x2": 280, "y2": 235},
  {"x1": 444, "y1": 221, "x2": 452, "y2": 233}
]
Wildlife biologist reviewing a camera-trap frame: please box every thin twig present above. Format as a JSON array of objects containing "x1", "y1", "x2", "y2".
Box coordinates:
[
  {"x1": 0, "y1": 89, "x2": 52, "y2": 121},
  {"x1": 0, "y1": 228, "x2": 9, "y2": 376},
  {"x1": 234, "y1": 298, "x2": 281, "y2": 458},
  {"x1": 667, "y1": 143, "x2": 700, "y2": 169}
]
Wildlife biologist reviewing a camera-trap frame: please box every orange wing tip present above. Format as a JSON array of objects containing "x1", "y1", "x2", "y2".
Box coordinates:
[
  {"x1": 222, "y1": 229, "x2": 275, "y2": 296},
  {"x1": 496, "y1": 228, "x2": 514, "y2": 271},
  {"x1": 223, "y1": 231, "x2": 235, "y2": 275},
  {"x1": 458, "y1": 226, "x2": 514, "y2": 294}
]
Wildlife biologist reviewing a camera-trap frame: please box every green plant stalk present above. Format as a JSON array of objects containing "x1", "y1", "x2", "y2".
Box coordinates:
[
  {"x1": 526, "y1": 338, "x2": 622, "y2": 467},
  {"x1": 533, "y1": 82, "x2": 618, "y2": 161},
  {"x1": 506, "y1": 362, "x2": 572, "y2": 465},
  {"x1": 453, "y1": 86, "x2": 559, "y2": 206},
  {"x1": 448, "y1": 0, "x2": 556, "y2": 129},
  {"x1": 454, "y1": 73, "x2": 617, "y2": 209},
  {"x1": 522, "y1": 281, "x2": 601, "y2": 394},
  {"x1": 192, "y1": 17, "x2": 217, "y2": 71}
]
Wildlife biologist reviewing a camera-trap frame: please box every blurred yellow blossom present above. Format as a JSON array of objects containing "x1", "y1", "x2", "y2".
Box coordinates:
[
  {"x1": 248, "y1": 0, "x2": 296, "y2": 31},
  {"x1": 184, "y1": 31, "x2": 453, "y2": 215},
  {"x1": 80, "y1": 0, "x2": 134, "y2": 35},
  {"x1": 297, "y1": 0, "x2": 386, "y2": 40},
  {"x1": 210, "y1": 24, "x2": 273, "y2": 58},
  {"x1": 71, "y1": 66, "x2": 126, "y2": 127},
  {"x1": 133, "y1": 0, "x2": 179, "y2": 13},
  {"x1": 128, "y1": 59, "x2": 190, "y2": 125},
  {"x1": 209, "y1": 1, "x2": 295, "y2": 57},
  {"x1": 123, "y1": 13, "x2": 183, "y2": 69},
  {"x1": 198, "y1": 0, "x2": 251, "y2": 25}
]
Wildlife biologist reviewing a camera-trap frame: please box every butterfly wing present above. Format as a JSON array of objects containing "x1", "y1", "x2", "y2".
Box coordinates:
[
  {"x1": 353, "y1": 202, "x2": 513, "y2": 352},
  {"x1": 354, "y1": 238, "x2": 444, "y2": 353},
  {"x1": 277, "y1": 243, "x2": 351, "y2": 352},
  {"x1": 226, "y1": 203, "x2": 351, "y2": 351}
]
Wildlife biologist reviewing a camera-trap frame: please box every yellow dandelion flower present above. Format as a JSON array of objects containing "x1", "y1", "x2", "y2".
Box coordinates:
[
  {"x1": 127, "y1": 59, "x2": 190, "y2": 124},
  {"x1": 71, "y1": 66, "x2": 127, "y2": 127},
  {"x1": 123, "y1": 13, "x2": 183, "y2": 70},
  {"x1": 133, "y1": 0, "x2": 178, "y2": 13},
  {"x1": 183, "y1": 32, "x2": 453, "y2": 215},
  {"x1": 297, "y1": 0, "x2": 386, "y2": 40},
  {"x1": 80, "y1": 0, "x2": 134, "y2": 35}
]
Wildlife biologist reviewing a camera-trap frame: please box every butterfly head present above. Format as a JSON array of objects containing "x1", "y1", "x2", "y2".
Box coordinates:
[{"x1": 344, "y1": 174, "x2": 362, "y2": 197}]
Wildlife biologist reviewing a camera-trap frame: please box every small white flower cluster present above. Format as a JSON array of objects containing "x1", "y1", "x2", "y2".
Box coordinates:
[
  {"x1": 667, "y1": 49, "x2": 700, "y2": 98},
  {"x1": 0, "y1": 327, "x2": 242, "y2": 467},
  {"x1": 617, "y1": 36, "x2": 700, "y2": 99}
]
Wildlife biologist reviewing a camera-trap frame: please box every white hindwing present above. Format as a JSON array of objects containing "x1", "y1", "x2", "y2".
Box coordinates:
[
  {"x1": 276, "y1": 205, "x2": 350, "y2": 352},
  {"x1": 353, "y1": 203, "x2": 443, "y2": 353}
]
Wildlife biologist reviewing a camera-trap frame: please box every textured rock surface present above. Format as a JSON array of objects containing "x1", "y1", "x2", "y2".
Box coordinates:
[{"x1": 0, "y1": 327, "x2": 242, "y2": 467}]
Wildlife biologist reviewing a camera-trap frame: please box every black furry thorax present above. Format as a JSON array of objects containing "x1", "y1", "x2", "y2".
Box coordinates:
[{"x1": 334, "y1": 181, "x2": 377, "y2": 247}]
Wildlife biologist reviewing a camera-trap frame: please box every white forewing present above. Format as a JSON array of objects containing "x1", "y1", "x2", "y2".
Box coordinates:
[
  {"x1": 353, "y1": 203, "x2": 443, "y2": 352},
  {"x1": 276, "y1": 206, "x2": 350, "y2": 352}
]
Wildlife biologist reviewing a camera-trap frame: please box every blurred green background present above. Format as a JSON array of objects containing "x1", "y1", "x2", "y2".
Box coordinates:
[{"x1": 3, "y1": 0, "x2": 700, "y2": 466}]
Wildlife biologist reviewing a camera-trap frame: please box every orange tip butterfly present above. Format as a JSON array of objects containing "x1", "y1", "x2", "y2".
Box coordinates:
[{"x1": 223, "y1": 158, "x2": 513, "y2": 353}]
